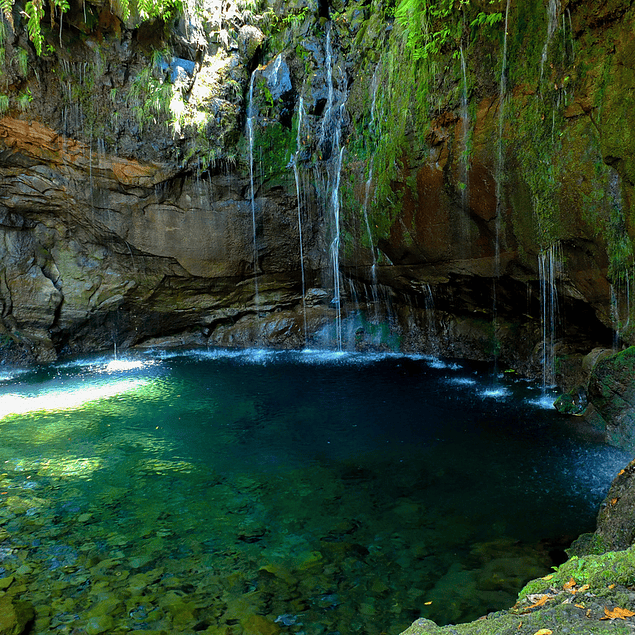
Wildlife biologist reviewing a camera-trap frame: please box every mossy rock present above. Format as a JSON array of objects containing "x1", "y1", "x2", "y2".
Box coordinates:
[
  {"x1": 399, "y1": 546, "x2": 635, "y2": 634},
  {"x1": 588, "y1": 346, "x2": 635, "y2": 451}
]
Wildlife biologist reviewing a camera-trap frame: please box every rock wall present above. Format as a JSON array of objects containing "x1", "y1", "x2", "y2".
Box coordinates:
[{"x1": 0, "y1": 0, "x2": 633, "y2": 385}]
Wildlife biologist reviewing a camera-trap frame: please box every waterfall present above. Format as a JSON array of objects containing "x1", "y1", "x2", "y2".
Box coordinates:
[
  {"x1": 610, "y1": 284, "x2": 620, "y2": 350},
  {"x1": 538, "y1": 244, "x2": 561, "y2": 390},
  {"x1": 422, "y1": 283, "x2": 440, "y2": 354},
  {"x1": 246, "y1": 69, "x2": 260, "y2": 320},
  {"x1": 293, "y1": 97, "x2": 308, "y2": 344},
  {"x1": 316, "y1": 23, "x2": 348, "y2": 351},
  {"x1": 495, "y1": 0, "x2": 511, "y2": 272},
  {"x1": 610, "y1": 272, "x2": 633, "y2": 350},
  {"x1": 459, "y1": 45, "x2": 470, "y2": 218},
  {"x1": 362, "y1": 64, "x2": 382, "y2": 321},
  {"x1": 539, "y1": 0, "x2": 562, "y2": 85},
  {"x1": 330, "y1": 141, "x2": 345, "y2": 351},
  {"x1": 491, "y1": 0, "x2": 511, "y2": 375}
]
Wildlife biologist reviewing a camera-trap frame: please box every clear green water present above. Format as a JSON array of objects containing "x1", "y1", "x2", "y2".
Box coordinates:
[{"x1": 0, "y1": 349, "x2": 630, "y2": 634}]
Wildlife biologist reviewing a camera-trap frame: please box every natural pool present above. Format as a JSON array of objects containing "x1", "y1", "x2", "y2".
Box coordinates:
[{"x1": 0, "y1": 348, "x2": 630, "y2": 634}]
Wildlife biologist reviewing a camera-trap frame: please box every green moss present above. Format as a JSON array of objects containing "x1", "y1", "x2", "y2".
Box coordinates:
[{"x1": 520, "y1": 547, "x2": 635, "y2": 599}]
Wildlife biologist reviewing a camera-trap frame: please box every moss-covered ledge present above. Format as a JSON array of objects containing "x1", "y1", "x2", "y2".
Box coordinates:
[{"x1": 400, "y1": 546, "x2": 635, "y2": 634}]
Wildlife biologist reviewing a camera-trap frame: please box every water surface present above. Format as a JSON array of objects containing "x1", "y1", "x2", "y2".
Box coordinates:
[{"x1": 0, "y1": 349, "x2": 629, "y2": 633}]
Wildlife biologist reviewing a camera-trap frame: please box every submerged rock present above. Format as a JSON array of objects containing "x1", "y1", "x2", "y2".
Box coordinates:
[{"x1": 0, "y1": 596, "x2": 35, "y2": 635}]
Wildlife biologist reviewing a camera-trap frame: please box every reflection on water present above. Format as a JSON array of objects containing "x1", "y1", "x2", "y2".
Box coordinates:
[{"x1": 0, "y1": 349, "x2": 630, "y2": 634}]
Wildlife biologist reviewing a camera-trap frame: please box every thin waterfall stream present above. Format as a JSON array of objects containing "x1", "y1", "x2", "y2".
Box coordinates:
[
  {"x1": 294, "y1": 96, "x2": 308, "y2": 344},
  {"x1": 316, "y1": 22, "x2": 348, "y2": 351},
  {"x1": 246, "y1": 69, "x2": 260, "y2": 323}
]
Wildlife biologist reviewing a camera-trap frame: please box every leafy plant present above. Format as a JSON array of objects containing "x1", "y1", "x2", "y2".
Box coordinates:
[
  {"x1": 16, "y1": 88, "x2": 32, "y2": 111},
  {"x1": 2, "y1": 0, "x2": 183, "y2": 55},
  {"x1": 16, "y1": 47, "x2": 28, "y2": 75}
]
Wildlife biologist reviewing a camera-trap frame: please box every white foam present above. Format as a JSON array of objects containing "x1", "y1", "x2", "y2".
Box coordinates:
[{"x1": 481, "y1": 386, "x2": 510, "y2": 400}]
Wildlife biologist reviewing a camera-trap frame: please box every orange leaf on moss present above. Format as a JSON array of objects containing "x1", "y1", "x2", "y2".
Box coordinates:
[
  {"x1": 600, "y1": 606, "x2": 635, "y2": 620},
  {"x1": 526, "y1": 595, "x2": 549, "y2": 610}
]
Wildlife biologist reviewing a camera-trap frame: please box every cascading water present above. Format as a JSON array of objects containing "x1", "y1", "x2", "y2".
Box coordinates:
[
  {"x1": 315, "y1": 23, "x2": 348, "y2": 351},
  {"x1": 491, "y1": 0, "x2": 511, "y2": 378},
  {"x1": 422, "y1": 283, "x2": 440, "y2": 354},
  {"x1": 459, "y1": 45, "x2": 470, "y2": 224},
  {"x1": 293, "y1": 96, "x2": 308, "y2": 344},
  {"x1": 539, "y1": 0, "x2": 562, "y2": 85},
  {"x1": 330, "y1": 140, "x2": 345, "y2": 351},
  {"x1": 538, "y1": 244, "x2": 561, "y2": 391},
  {"x1": 246, "y1": 69, "x2": 260, "y2": 322},
  {"x1": 610, "y1": 272, "x2": 633, "y2": 350},
  {"x1": 495, "y1": 0, "x2": 511, "y2": 273},
  {"x1": 361, "y1": 64, "x2": 382, "y2": 321}
]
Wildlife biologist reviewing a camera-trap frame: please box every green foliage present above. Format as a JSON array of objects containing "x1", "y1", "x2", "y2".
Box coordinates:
[
  {"x1": 0, "y1": 0, "x2": 13, "y2": 30},
  {"x1": 2, "y1": 0, "x2": 183, "y2": 55},
  {"x1": 395, "y1": 0, "x2": 458, "y2": 61},
  {"x1": 263, "y1": 6, "x2": 310, "y2": 35},
  {"x1": 16, "y1": 88, "x2": 32, "y2": 111},
  {"x1": 16, "y1": 46, "x2": 28, "y2": 75},
  {"x1": 127, "y1": 66, "x2": 173, "y2": 134},
  {"x1": 470, "y1": 10, "x2": 503, "y2": 29},
  {"x1": 24, "y1": 0, "x2": 44, "y2": 55},
  {"x1": 0, "y1": 93, "x2": 8, "y2": 115}
]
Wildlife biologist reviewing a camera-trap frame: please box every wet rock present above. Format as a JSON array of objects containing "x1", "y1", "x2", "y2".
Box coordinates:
[
  {"x1": 554, "y1": 386, "x2": 588, "y2": 416},
  {"x1": 587, "y1": 346, "x2": 635, "y2": 451},
  {"x1": 238, "y1": 25, "x2": 265, "y2": 59},
  {"x1": 570, "y1": 457, "x2": 635, "y2": 555},
  {"x1": 262, "y1": 55, "x2": 293, "y2": 102}
]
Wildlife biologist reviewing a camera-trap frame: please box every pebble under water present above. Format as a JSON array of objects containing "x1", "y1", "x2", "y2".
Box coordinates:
[{"x1": 0, "y1": 348, "x2": 630, "y2": 634}]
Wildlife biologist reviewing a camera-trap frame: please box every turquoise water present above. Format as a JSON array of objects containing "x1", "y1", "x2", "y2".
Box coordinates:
[{"x1": 0, "y1": 349, "x2": 630, "y2": 634}]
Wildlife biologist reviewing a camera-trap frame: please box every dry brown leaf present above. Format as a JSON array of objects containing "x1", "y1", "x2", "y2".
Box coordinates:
[
  {"x1": 563, "y1": 577, "x2": 576, "y2": 592},
  {"x1": 578, "y1": 584, "x2": 590, "y2": 593},
  {"x1": 575, "y1": 604, "x2": 585, "y2": 609},
  {"x1": 618, "y1": 469, "x2": 626, "y2": 476},
  {"x1": 526, "y1": 595, "x2": 549, "y2": 610},
  {"x1": 609, "y1": 584, "x2": 616, "y2": 589},
  {"x1": 600, "y1": 606, "x2": 635, "y2": 620},
  {"x1": 611, "y1": 498, "x2": 619, "y2": 506},
  {"x1": 532, "y1": 630, "x2": 552, "y2": 635}
]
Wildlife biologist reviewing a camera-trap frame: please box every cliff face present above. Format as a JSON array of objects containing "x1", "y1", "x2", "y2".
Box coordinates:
[{"x1": 0, "y1": 0, "x2": 633, "y2": 382}]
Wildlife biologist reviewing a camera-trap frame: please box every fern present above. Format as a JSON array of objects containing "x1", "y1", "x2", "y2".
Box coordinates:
[
  {"x1": 24, "y1": 0, "x2": 44, "y2": 55},
  {"x1": 0, "y1": 0, "x2": 13, "y2": 31}
]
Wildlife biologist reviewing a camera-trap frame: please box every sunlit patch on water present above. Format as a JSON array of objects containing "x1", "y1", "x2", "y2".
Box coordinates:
[
  {"x1": 0, "y1": 378, "x2": 147, "y2": 419},
  {"x1": 103, "y1": 359, "x2": 147, "y2": 372}
]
